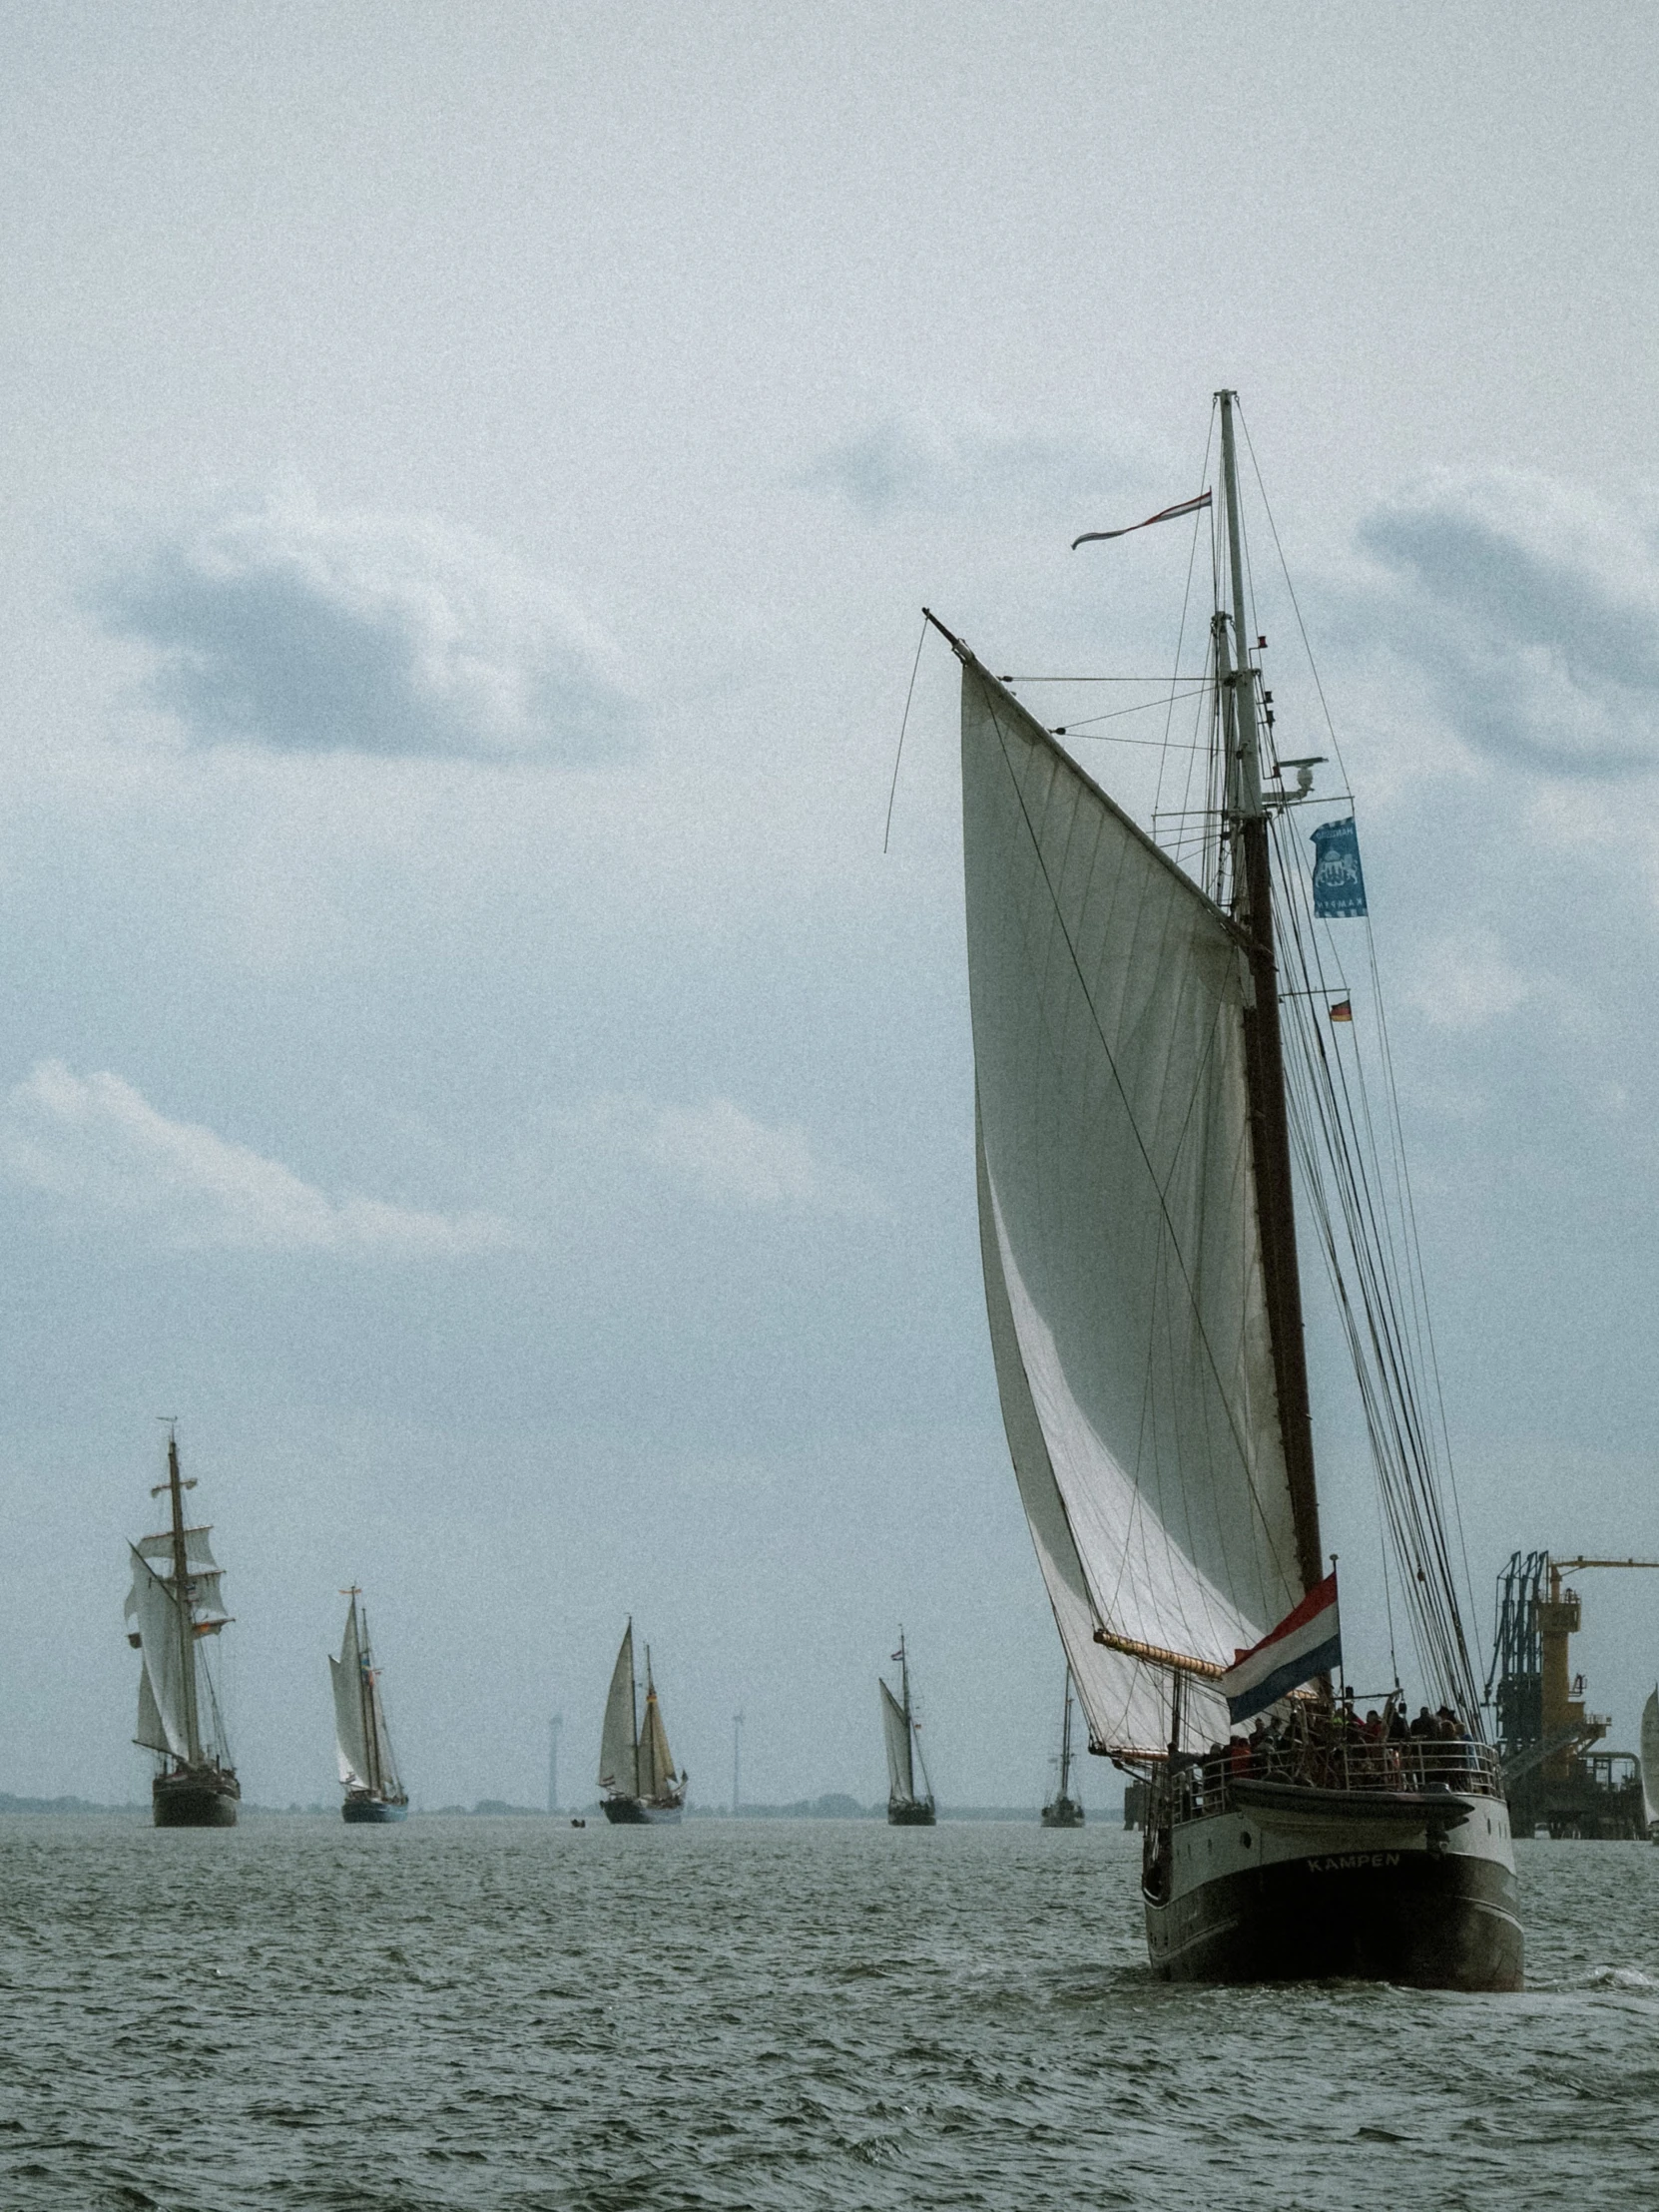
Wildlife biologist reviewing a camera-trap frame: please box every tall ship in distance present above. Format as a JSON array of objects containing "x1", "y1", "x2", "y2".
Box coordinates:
[
  {"x1": 125, "y1": 1424, "x2": 240, "y2": 1828},
  {"x1": 937, "y1": 387, "x2": 1519, "y2": 1986},
  {"x1": 1040, "y1": 1671, "x2": 1084, "y2": 1828},
  {"x1": 330, "y1": 1586, "x2": 408, "y2": 1824},
  {"x1": 880, "y1": 1631, "x2": 935, "y2": 1826},
  {"x1": 598, "y1": 1620, "x2": 686, "y2": 1824}
]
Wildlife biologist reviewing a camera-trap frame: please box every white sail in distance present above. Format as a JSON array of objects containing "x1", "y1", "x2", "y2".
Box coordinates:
[
  {"x1": 127, "y1": 1551, "x2": 194, "y2": 1762},
  {"x1": 1642, "y1": 1691, "x2": 1659, "y2": 1833},
  {"x1": 598, "y1": 1622, "x2": 638, "y2": 1794},
  {"x1": 330, "y1": 1601, "x2": 371, "y2": 1789},
  {"x1": 880, "y1": 1681, "x2": 915, "y2": 1803},
  {"x1": 638, "y1": 1682, "x2": 676, "y2": 1800},
  {"x1": 961, "y1": 660, "x2": 1304, "y2": 1756}
]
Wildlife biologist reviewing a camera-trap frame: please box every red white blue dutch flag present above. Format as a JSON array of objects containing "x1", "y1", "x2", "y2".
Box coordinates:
[{"x1": 1221, "y1": 1572, "x2": 1342, "y2": 1725}]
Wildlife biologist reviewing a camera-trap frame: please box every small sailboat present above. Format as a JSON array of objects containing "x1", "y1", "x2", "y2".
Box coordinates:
[
  {"x1": 330, "y1": 1587, "x2": 408, "y2": 1824},
  {"x1": 1641, "y1": 1689, "x2": 1659, "y2": 1841},
  {"x1": 936, "y1": 388, "x2": 1519, "y2": 1986},
  {"x1": 1041, "y1": 1671, "x2": 1085, "y2": 1827},
  {"x1": 880, "y1": 1631, "x2": 935, "y2": 1826},
  {"x1": 598, "y1": 1619, "x2": 686, "y2": 1824},
  {"x1": 126, "y1": 1425, "x2": 240, "y2": 1827}
]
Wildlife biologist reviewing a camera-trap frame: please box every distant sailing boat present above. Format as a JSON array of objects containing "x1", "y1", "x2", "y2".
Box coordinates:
[
  {"x1": 125, "y1": 1425, "x2": 240, "y2": 1828},
  {"x1": 1040, "y1": 1671, "x2": 1084, "y2": 1828},
  {"x1": 598, "y1": 1619, "x2": 686, "y2": 1824},
  {"x1": 880, "y1": 1631, "x2": 935, "y2": 1826},
  {"x1": 935, "y1": 387, "x2": 1519, "y2": 1987},
  {"x1": 330, "y1": 1587, "x2": 408, "y2": 1824},
  {"x1": 1642, "y1": 1690, "x2": 1659, "y2": 1842}
]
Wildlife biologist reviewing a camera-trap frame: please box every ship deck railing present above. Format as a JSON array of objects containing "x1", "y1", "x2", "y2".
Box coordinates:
[{"x1": 1170, "y1": 1739, "x2": 1505, "y2": 1823}]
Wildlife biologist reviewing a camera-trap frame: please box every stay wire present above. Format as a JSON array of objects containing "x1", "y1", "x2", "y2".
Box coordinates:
[{"x1": 883, "y1": 616, "x2": 929, "y2": 854}]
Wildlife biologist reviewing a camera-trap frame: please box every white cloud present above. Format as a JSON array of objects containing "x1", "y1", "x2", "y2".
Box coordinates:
[
  {"x1": 94, "y1": 494, "x2": 637, "y2": 761},
  {"x1": 589, "y1": 1094, "x2": 881, "y2": 1216},
  {"x1": 0, "y1": 1062, "x2": 512, "y2": 1255}
]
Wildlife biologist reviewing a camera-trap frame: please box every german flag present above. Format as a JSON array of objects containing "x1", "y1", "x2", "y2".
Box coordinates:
[{"x1": 1329, "y1": 998, "x2": 1353, "y2": 1024}]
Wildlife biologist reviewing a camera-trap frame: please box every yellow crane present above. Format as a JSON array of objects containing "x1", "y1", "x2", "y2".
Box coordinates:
[{"x1": 1537, "y1": 1558, "x2": 1659, "y2": 1780}]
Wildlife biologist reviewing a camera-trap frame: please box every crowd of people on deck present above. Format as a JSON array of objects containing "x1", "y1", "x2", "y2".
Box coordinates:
[{"x1": 1176, "y1": 1689, "x2": 1494, "y2": 1813}]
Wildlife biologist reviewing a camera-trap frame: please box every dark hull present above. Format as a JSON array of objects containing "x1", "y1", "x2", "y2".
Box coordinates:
[
  {"x1": 153, "y1": 1767, "x2": 240, "y2": 1829},
  {"x1": 1040, "y1": 1798, "x2": 1084, "y2": 1828},
  {"x1": 602, "y1": 1796, "x2": 684, "y2": 1825},
  {"x1": 342, "y1": 1795, "x2": 408, "y2": 1824},
  {"x1": 887, "y1": 1799, "x2": 936, "y2": 1826},
  {"x1": 1146, "y1": 1836, "x2": 1521, "y2": 1989}
]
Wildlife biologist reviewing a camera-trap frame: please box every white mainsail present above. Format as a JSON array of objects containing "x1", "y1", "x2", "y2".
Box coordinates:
[
  {"x1": 1642, "y1": 1691, "x2": 1659, "y2": 1832},
  {"x1": 366, "y1": 1665, "x2": 402, "y2": 1802},
  {"x1": 962, "y1": 661, "x2": 1304, "y2": 1755},
  {"x1": 330, "y1": 1601, "x2": 371, "y2": 1789},
  {"x1": 638, "y1": 1684, "x2": 677, "y2": 1801},
  {"x1": 880, "y1": 1680, "x2": 915, "y2": 1803},
  {"x1": 127, "y1": 1551, "x2": 194, "y2": 1762},
  {"x1": 135, "y1": 1646, "x2": 172, "y2": 1756},
  {"x1": 598, "y1": 1622, "x2": 639, "y2": 1794}
]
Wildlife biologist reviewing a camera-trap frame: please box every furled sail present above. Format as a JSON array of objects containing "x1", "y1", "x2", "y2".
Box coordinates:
[
  {"x1": 961, "y1": 660, "x2": 1305, "y2": 1755},
  {"x1": 598, "y1": 1623, "x2": 638, "y2": 1794},
  {"x1": 880, "y1": 1680, "x2": 915, "y2": 1803},
  {"x1": 330, "y1": 1603, "x2": 371, "y2": 1789},
  {"x1": 1642, "y1": 1691, "x2": 1659, "y2": 1833},
  {"x1": 127, "y1": 1551, "x2": 193, "y2": 1761}
]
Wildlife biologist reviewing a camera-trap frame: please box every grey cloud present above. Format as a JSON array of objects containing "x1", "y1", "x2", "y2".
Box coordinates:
[
  {"x1": 94, "y1": 498, "x2": 638, "y2": 761},
  {"x1": 1356, "y1": 476, "x2": 1659, "y2": 778}
]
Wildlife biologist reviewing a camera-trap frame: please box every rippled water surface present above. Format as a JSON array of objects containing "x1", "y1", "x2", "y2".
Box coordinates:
[{"x1": 1, "y1": 1816, "x2": 1655, "y2": 2209}]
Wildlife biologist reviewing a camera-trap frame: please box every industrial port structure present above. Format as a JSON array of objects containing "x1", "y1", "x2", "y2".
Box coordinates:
[{"x1": 1487, "y1": 1552, "x2": 1658, "y2": 1839}]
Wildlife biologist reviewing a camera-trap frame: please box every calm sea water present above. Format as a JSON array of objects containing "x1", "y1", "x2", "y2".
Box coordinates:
[{"x1": 0, "y1": 1815, "x2": 1654, "y2": 2211}]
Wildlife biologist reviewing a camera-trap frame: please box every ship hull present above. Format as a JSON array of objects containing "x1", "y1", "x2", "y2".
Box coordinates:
[
  {"x1": 342, "y1": 1795, "x2": 408, "y2": 1824},
  {"x1": 153, "y1": 1767, "x2": 241, "y2": 1829},
  {"x1": 1145, "y1": 1793, "x2": 1521, "y2": 1990},
  {"x1": 602, "y1": 1796, "x2": 684, "y2": 1825},
  {"x1": 887, "y1": 1799, "x2": 936, "y2": 1827},
  {"x1": 1040, "y1": 1798, "x2": 1084, "y2": 1829}
]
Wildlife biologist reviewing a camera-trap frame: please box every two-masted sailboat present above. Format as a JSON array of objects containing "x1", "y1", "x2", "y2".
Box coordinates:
[
  {"x1": 1040, "y1": 1671, "x2": 1084, "y2": 1828},
  {"x1": 934, "y1": 389, "x2": 1520, "y2": 1987},
  {"x1": 880, "y1": 1631, "x2": 935, "y2": 1825},
  {"x1": 125, "y1": 1426, "x2": 240, "y2": 1827},
  {"x1": 598, "y1": 1619, "x2": 686, "y2": 1823},
  {"x1": 330, "y1": 1587, "x2": 408, "y2": 1823}
]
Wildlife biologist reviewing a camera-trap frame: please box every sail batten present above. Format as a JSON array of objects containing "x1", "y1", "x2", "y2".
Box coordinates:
[{"x1": 962, "y1": 659, "x2": 1302, "y2": 1753}]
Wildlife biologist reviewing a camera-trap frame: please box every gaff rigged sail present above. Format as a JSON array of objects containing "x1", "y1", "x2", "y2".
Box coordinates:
[{"x1": 961, "y1": 661, "x2": 1304, "y2": 1756}]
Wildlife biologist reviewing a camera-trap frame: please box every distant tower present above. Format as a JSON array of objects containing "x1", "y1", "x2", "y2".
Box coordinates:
[
  {"x1": 733, "y1": 1710, "x2": 745, "y2": 1816},
  {"x1": 548, "y1": 1713, "x2": 563, "y2": 1815}
]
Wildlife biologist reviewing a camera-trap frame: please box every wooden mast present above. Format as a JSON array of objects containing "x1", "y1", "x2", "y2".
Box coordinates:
[
  {"x1": 164, "y1": 1426, "x2": 202, "y2": 1767},
  {"x1": 1216, "y1": 390, "x2": 1324, "y2": 1596}
]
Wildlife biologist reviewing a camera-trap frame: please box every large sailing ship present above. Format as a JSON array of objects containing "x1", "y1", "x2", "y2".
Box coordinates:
[
  {"x1": 934, "y1": 389, "x2": 1520, "y2": 1987},
  {"x1": 125, "y1": 1426, "x2": 241, "y2": 1828},
  {"x1": 330, "y1": 1587, "x2": 408, "y2": 1824},
  {"x1": 880, "y1": 1631, "x2": 935, "y2": 1825},
  {"x1": 1040, "y1": 1671, "x2": 1084, "y2": 1828},
  {"x1": 598, "y1": 1620, "x2": 686, "y2": 1824}
]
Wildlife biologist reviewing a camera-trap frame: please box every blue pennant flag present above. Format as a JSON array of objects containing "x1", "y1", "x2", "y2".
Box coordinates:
[{"x1": 1310, "y1": 816, "x2": 1368, "y2": 919}]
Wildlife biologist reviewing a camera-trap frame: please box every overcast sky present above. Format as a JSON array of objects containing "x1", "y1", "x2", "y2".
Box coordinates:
[{"x1": 3, "y1": 2, "x2": 1659, "y2": 1810}]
